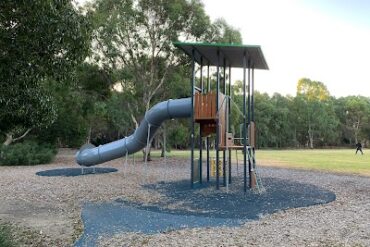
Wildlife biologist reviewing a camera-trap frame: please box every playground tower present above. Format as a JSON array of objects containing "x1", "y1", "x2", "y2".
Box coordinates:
[{"x1": 173, "y1": 42, "x2": 269, "y2": 192}]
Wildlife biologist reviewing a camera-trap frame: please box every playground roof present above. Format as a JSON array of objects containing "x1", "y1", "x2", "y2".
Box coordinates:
[{"x1": 173, "y1": 42, "x2": 269, "y2": 70}]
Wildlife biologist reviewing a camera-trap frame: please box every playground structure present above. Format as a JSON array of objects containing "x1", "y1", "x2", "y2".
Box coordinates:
[
  {"x1": 76, "y1": 42, "x2": 268, "y2": 192},
  {"x1": 174, "y1": 42, "x2": 268, "y2": 191}
]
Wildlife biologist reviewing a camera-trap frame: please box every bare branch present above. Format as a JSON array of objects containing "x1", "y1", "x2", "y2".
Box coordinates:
[
  {"x1": 147, "y1": 54, "x2": 174, "y2": 105},
  {"x1": 13, "y1": 128, "x2": 32, "y2": 142}
]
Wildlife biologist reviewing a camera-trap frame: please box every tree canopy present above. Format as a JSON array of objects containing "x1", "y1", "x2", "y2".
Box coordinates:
[{"x1": 0, "y1": 0, "x2": 91, "y2": 145}]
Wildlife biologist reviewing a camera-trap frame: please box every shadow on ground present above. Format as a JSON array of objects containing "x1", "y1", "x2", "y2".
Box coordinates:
[
  {"x1": 36, "y1": 167, "x2": 118, "y2": 177},
  {"x1": 75, "y1": 177, "x2": 335, "y2": 246}
]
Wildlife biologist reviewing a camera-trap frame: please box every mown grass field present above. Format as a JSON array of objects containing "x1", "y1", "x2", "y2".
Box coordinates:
[
  {"x1": 255, "y1": 149, "x2": 370, "y2": 176},
  {"x1": 147, "y1": 149, "x2": 370, "y2": 177}
]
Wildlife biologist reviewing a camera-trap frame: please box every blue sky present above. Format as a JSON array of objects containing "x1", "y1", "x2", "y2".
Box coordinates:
[
  {"x1": 304, "y1": 0, "x2": 370, "y2": 28},
  {"x1": 202, "y1": 0, "x2": 370, "y2": 97}
]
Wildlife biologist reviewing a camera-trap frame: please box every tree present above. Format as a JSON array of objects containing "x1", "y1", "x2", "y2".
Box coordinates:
[
  {"x1": 295, "y1": 78, "x2": 339, "y2": 148},
  {"x1": 0, "y1": 0, "x2": 91, "y2": 145},
  {"x1": 89, "y1": 0, "x2": 214, "y2": 159},
  {"x1": 253, "y1": 92, "x2": 274, "y2": 148},
  {"x1": 342, "y1": 96, "x2": 370, "y2": 144},
  {"x1": 37, "y1": 63, "x2": 113, "y2": 148},
  {"x1": 210, "y1": 18, "x2": 242, "y2": 44},
  {"x1": 90, "y1": 0, "x2": 210, "y2": 114}
]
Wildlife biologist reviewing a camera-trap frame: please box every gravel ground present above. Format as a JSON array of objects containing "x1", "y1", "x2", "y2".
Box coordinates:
[{"x1": 0, "y1": 148, "x2": 370, "y2": 247}]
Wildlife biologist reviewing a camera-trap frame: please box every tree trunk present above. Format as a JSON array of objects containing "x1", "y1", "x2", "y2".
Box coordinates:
[
  {"x1": 308, "y1": 124, "x2": 314, "y2": 149},
  {"x1": 86, "y1": 125, "x2": 92, "y2": 144},
  {"x1": 160, "y1": 127, "x2": 166, "y2": 158},
  {"x1": 3, "y1": 133, "x2": 13, "y2": 146},
  {"x1": 3, "y1": 129, "x2": 32, "y2": 146},
  {"x1": 160, "y1": 144, "x2": 165, "y2": 158},
  {"x1": 354, "y1": 119, "x2": 360, "y2": 144},
  {"x1": 142, "y1": 146, "x2": 152, "y2": 161}
]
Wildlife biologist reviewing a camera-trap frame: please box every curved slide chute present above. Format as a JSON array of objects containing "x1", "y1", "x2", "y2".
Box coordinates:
[{"x1": 76, "y1": 98, "x2": 191, "y2": 167}]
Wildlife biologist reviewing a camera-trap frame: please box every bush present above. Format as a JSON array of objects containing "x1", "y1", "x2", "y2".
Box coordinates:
[
  {"x1": 0, "y1": 224, "x2": 16, "y2": 247},
  {"x1": 0, "y1": 141, "x2": 57, "y2": 166}
]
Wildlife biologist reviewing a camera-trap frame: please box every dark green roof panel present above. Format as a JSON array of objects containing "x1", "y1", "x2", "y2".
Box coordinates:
[{"x1": 173, "y1": 42, "x2": 269, "y2": 70}]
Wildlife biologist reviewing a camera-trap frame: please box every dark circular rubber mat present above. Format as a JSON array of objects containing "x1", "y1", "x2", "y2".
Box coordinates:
[{"x1": 36, "y1": 167, "x2": 118, "y2": 177}]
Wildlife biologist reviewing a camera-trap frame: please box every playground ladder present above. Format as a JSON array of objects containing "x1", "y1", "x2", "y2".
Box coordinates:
[{"x1": 249, "y1": 147, "x2": 265, "y2": 194}]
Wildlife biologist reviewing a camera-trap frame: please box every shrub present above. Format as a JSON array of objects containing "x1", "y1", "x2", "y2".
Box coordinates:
[
  {"x1": 0, "y1": 224, "x2": 16, "y2": 247},
  {"x1": 0, "y1": 141, "x2": 57, "y2": 166}
]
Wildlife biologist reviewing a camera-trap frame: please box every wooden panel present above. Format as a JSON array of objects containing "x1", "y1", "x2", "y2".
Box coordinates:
[
  {"x1": 249, "y1": 121, "x2": 256, "y2": 147},
  {"x1": 219, "y1": 145, "x2": 244, "y2": 150},
  {"x1": 218, "y1": 93, "x2": 226, "y2": 146},
  {"x1": 226, "y1": 133, "x2": 234, "y2": 146},
  {"x1": 210, "y1": 91, "x2": 216, "y2": 118},
  {"x1": 194, "y1": 92, "x2": 217, "y2": 122},
  {"x1": 219, "y1": 133, "x2": 243, "y2": 150},
  {"x1": 194, "y1": 92, "x2": 231, "y2": 140},
  {"x1": 201, "y1": 123, "x2": 216, "y2": 137}
]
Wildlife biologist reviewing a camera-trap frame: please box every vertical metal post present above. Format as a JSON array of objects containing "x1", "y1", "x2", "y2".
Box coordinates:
[
  {"x1": 223, "y1": 58, "x2": 226, "y2": 186},
  {"x1": 243, "y1": 51, "x2": 247, "y2": 192},
  {"x1": 190, "y1": 48, "x2": 196, "y2": 188},
  {"x1": 251, "y1": 66, "x2": 255, "y2": 122},
  {"x1": 216, "y1": 50, "x2": 220, "y2": 190},
  {"x1": 250, "y1": 65, "x2": 256, "y2": 189},
  {"x1": 248, "y1": 61, "x2": 253, "y2": 188},
  {"x1": 200, "y1": 57, "x2": 204, "y2": 92},
  {"x1": 199, "y1": 58, "x2": 203, "y2": 184},
  {"x1": 228, "y1": 66, "x2": 232, "y2": 184},
  {"x1": 163, "y1": 125, "x2": 166, "y2": 160},
  {"x1": 207, "y1": 64, "x2": 211, "y2": 92},
  {"x1": 206, "y1": 64, "x2": 210, "y2": 182},
  {"x1": 248, "y1": 64, "x2": 251, "y2": 127}
]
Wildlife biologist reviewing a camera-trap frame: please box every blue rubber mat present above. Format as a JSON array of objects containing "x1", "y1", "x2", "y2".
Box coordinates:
[
  {"x1": 36, "y1": 167, "x2": 118, "y2": 177},
  {"x1": 75, "y1": 177, "x2": 335, "y2": 246}
]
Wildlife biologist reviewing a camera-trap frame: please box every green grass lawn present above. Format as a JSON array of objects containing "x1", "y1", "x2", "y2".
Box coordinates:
[
  {"x1": 146, "y1": 149, "x2": 370, "y2": 177},
  {"x1": 255, "y1": 149, "x2": 370, "y2": 176}
]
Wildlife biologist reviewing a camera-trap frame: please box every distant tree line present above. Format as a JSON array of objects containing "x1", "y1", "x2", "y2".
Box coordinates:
[{"x1": 247, "y1": 78, "x2": 370, "y2": 148}]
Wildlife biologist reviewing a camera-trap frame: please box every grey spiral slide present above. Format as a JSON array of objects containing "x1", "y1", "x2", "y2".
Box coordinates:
[{"x1": 76, "y1": 98, "x2": 191, "y2": 167}]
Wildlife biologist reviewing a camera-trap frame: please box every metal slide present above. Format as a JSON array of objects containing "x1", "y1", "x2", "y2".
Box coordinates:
[{"x1": 76, "y1": 98, "x2": 191, "y2": 167}]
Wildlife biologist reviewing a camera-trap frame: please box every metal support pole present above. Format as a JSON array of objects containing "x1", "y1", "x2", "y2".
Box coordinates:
[
  {"x1": 228, "y1": 66, "x2": 232, "y2": 184},
  {"x1": 200, "y1": 57, "x2": 204, "y2": 93},
  {"x1": 216, "y1": 50, "x2": 220, "y2": 190},
  {"x1": 145, "y1": 125, "x2": 151, "y2": 164},
  {"x1": 199, "y1": 59, "x2": 203, "y2": 184},
  {"x1": 190, "y1": 48, "x2": 196, "y2": 188},
  {"x1": 207, "y1": 64, "x2": 210, "y2": 92},
  {"x1": 243, "y1": 52, "x2": 247, "y2": 192},
  {"x1": 163, "y1": 123, "x2": 167, "y2": 180},
  {"x1": 248, "y1": 65, "x2": 251, "y2": 127},
  {"x1": 248, "y1": 62, "x2": 253, "y2": 188},
  {"x1": 225, "y1": 95, "x2": 229, "y2": 192},
  {"x1": 251, "y1": 66, "x2": 255, "y2": 122},
  {"x1": 206, "y1": 64, "x2": 210, "y2": 182},
  {"x1": 223, "y1": 58, "x2": 226, "y2": 187},
  {"x1": 250, "y1": 66, "x2": 256, "y2": 189},
  {"x1": 199, "y1": 128, "x2": 203, "y2": 184},
  {"x1": 125, "y1": 150, "x2": 128, "y2": 167},
  {"x1": 145, "y1": 123, "x2": 152, "y2": 181}
]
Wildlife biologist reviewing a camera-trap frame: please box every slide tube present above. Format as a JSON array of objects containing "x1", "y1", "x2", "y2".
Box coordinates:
[{"x1": 75, "y1": 98, "x2": 191, "y2": 166}]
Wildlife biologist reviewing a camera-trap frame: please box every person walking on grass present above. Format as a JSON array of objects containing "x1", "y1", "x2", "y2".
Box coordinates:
[{"x1": 355, "y1": 142, "x2": 363, "y2": 155}]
